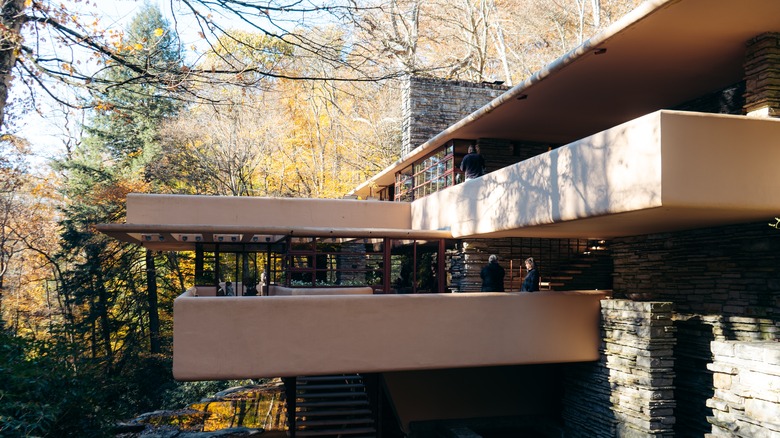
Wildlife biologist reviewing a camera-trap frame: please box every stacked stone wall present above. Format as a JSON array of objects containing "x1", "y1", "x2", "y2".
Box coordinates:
[
  {"x1": 402, "y1": 76, "x2": 508, "y2": 156},
  {"x1": 610, "y1": 222, "x2": 780, "y2": 435},
  {"x1": 610, "y1": 222, "x2": 780, "y2": 320},
  {"x1": 707, "y1": 341, "x2": 780, "y2": 437},
  {"x1": 743, "y1": 33, "x2": 780, "y2": 117},
  {"x1": 337, "y1": 242, "x2": 367, "y2": 285},
  {"x1": 562, "y1": 300, "x2": 677, "y2": 438},
  {"x1": 449, "y1": 237, "x2": 611, "y2": 292}
]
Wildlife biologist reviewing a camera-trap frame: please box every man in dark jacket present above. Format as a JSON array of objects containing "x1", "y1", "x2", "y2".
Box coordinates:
[
  {"x1": 460, "y1": 145, "x2": 485, "y2": 180},
  {"x1": 480, "y1": 254, "x2": 505, "y2": 292}
]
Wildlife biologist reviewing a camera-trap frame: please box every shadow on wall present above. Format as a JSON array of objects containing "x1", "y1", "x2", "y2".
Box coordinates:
[
  {"x1": 560, "y1": 360, "x2": 617, "y2": 437},
  {"x1": 673, "y1": 316, "x2": 715, "y2": 437},
  {"x1": 438, "y1": 119, "x2": 657, "y2": 237}
]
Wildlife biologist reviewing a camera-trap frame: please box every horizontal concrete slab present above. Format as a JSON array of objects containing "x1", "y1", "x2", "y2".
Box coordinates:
[
  {"x1": 173, "y1": 290, "x2": 608, "y2": 380},
  {"x1": 127, "y1": 193, "x2": 411, "y2": 230},
  {"x1": 412, "y1": 111, "x2": 780, "y2": 238}
]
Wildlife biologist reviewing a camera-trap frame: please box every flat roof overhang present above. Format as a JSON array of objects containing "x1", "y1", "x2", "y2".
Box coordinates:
[
  {"x1": 351, "y1": 0, "x2": 780, "y2": 198},
  {"x1": 94, "y1": 194, "x2": 450, "y2": 251},
  {"x1": 95, "y1": 223, "x2": 453, "y2": 251}
]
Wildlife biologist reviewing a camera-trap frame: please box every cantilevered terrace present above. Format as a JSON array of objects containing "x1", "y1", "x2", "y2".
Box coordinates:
[{"x1": 96, "y1": 108, "x2": 780, "y2": 381}]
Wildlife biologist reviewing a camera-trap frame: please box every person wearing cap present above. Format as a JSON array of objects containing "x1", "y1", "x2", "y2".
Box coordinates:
[{"x1": 480, "y1": 254, "x2": 505, "y2": 292}]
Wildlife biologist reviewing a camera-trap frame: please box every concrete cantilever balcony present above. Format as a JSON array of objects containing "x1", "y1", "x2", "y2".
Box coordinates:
[
  {"x1": 172, "y1": 290, "x2": 609, "y2": 381},
  {"x1": 412, "y1": 110, "x2": 780, "y2": 239}
]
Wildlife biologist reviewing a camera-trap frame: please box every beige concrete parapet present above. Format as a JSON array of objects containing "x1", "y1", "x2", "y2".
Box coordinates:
[
  {"x1": 173, "y1": 290, "x2": 608, "y2": 380},
  {"x1": 127, "y1": 194, "x2": 412, "y2": 230},
  {"x1": 412, "y1": 110, "x2": 780, "y2": 238}
]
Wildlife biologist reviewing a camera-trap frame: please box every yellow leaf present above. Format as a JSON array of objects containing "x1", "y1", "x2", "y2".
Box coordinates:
[
  {"x1": 154, "y1": 28, "x2": 164, "y2": 37},
  {"x1": 134, "y1": 43, "x2": 143, "y2": 50}
]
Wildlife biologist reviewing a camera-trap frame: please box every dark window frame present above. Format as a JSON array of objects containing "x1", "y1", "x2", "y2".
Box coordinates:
[{"x1": 394, "y1": 140, "x2": 473, "y2": 202}]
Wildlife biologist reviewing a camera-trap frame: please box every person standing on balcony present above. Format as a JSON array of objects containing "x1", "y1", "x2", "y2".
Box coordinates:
[
  {"x1": 480, "y1": 254, "x2": 505, "y2": 292},
  {"x1": 521, "y1": 258, "x2": 540, "y2": 292},
  {"x1": 460, "y1": 145, "x2": 486, "y2": 180}
]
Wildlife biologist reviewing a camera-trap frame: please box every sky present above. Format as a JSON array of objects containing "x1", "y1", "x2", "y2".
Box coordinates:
[
  {"x1": 18, "y1": 0, "x2": 326, "y2": 167},
  {"x1": 96, "y1": 0, "x2": 209, "y2": 50},
  {"x1": 18, "y1": 0, "x2": 197, "y2": 167}
]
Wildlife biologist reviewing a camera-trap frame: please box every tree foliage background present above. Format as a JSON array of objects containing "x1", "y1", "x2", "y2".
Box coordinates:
[{"x1": 0, "y1": 0, "x2": 642, "y2": 435}]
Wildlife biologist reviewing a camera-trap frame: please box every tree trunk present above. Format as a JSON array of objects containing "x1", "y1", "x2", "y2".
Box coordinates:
[
  {"x1": 0, "y1": 0, "x2": 27, "y2": 126},
  {"x1": 146, "y1": 250, "x2": 161, "y2": 354},
  {"x1": 591, "y1": 0, "x2": 601, "y2": 28},
  {"x1": 488, "y1": 0, "x2": 512, "y2": 86},
  {"x1": 95, "y1": 276, "x2": 114, "y2": 370}
]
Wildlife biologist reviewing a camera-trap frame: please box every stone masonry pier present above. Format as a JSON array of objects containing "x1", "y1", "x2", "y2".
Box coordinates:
[{"x1": 563, "y1": 299, "x2": 677, "y2": 437}]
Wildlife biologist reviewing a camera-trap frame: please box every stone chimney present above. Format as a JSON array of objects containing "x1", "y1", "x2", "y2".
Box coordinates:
[
  {"x1": 743, "y1": 33, "x2": 780, "y2": 117},
  {"x1": 401, "y1": 76, "x2": 509, "y2": 157}
]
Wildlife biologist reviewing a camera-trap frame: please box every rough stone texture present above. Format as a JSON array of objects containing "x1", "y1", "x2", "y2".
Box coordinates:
[
  {"x1": 118, "y1": 384, "x2": 285, "y2": 437},
  {"x1": 562, "y1": 299, "x2": 677, "y2": 438},
  {"x1": 611, "y1": 222, "x2": 780, "y2": 436},
  {"x1": 743, "y1": 32, "x2": 780, "y2": 117},
  {"x1": 707, "y1": 341, "x2": 780, "y2": 437},
  {"x1": 610, "y1": 222, "x2": 780, "y2": 322},
  {"x1": 337, "y1": 242, "x2": 369, "y2": 285},
  {"x1": 401, "y1": 76, "x2": 508, "y2": 157}
]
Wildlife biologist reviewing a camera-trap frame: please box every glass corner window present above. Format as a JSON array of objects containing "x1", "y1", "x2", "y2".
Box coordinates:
[{"x1": 394, "y1": 140, "x2": 461, "y2": 202}]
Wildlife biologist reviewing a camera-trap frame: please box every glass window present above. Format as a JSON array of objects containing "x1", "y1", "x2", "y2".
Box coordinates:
[
  {"x1": 393, "y1": 140, "x2": 473, "y2": 202},
  {"x1": 287, "y1": 237, "x2": 386, "y2": 287},
  {"x1": 394, "y1": 166, "x2": 414, "y2": 202}
]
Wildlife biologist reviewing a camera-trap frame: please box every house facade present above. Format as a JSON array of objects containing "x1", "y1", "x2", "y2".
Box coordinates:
[{"x1": 97, "y1": 0, "x2": 780, "y2": 436}]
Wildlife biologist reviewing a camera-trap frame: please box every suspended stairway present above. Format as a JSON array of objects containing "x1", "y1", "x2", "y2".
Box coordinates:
[{"x1": 284, "y1": 374, "x2": 377, "y2": 437}]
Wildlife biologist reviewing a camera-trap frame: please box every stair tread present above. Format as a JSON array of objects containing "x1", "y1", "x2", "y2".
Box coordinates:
[
  {"x1": 297, "y1": 418, "x2": 374, "y2": 427},
  {"x1": 295, "y1": 426, "x2": 377, "y2": 436},
  {"x1": 298, "y1": 383, "x2": 364, "y2": 391},
  {"x1": 287, "y1": 374, "x2": 374, "y2": 438},
  {"x1": 297, "y1": 400, "x2": 370, "y2": 408},
  {"x1": 295, "y1": 409, "x2": 372, "y2": 417},
  {"x1": 297, "y1": 391, "x2": 368, "y2": 399}
]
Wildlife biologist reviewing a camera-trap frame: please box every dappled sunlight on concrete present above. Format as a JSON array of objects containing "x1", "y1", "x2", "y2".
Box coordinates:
[
  {"x1": 411, "y1": 110, "x2": 780, "y2": 239},
  {"x1": 412, "y1": 111, "x2": 665, "y2": 238}
]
